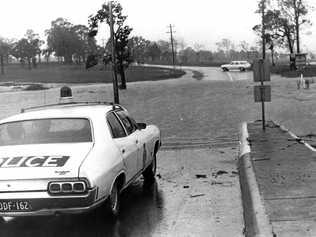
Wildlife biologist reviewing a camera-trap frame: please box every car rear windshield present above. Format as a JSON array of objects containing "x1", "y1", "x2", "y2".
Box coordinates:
[{"x1": 0, "y1": 118, "x2": 92, "y2": 146}]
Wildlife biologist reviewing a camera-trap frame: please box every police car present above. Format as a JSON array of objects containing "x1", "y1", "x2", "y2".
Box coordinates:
[{"x1": 0, "y1": 99, "x2": 161, "y2": 217}]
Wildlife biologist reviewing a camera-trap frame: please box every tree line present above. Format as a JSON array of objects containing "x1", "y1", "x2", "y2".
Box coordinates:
[
  {"x1": 253, "y1": 0, "x2": 311, "y2": 66},
  {"x1": 1, "y1": 0, "x2": 310, "y2": 77}
]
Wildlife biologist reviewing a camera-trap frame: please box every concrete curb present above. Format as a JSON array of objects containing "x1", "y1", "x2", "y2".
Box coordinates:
[{"x1": 238, "y1": 122, "x2": 274, "y2": 237}]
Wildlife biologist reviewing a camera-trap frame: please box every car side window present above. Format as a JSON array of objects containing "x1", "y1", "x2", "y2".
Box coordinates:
[
  {"x1": 107, "y1": 112, "x2": 126, "y2": 138},
  {"x1": 115, "y1": 110, "x2": 137, "y2": 135}
]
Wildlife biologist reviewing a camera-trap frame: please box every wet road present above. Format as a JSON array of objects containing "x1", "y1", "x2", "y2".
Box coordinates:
[
  {"x1": 0, "y1": 147, "x2": 243, "y2": 237},
  {"x1": 0, "y1": 67, "x2": 249, "y2": 236}
]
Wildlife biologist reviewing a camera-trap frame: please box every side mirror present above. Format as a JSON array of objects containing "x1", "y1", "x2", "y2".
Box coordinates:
[{"x1": 137, "y1": 123, "x2": 147, "y2": 130}]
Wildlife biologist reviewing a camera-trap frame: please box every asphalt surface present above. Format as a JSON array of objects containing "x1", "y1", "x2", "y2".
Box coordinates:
[
  {"x1": 248, "y1": 121, "x2": 316, "y2": 237},
  {"x1": 0, "y1": 67, "x2": 247, "y2": 236},
  {"x1": 1, "y1": 66, "x2": 315, "y2": 236},
  {"x1": 0, "y1": 146, "x2": 243, "y2": 237}
]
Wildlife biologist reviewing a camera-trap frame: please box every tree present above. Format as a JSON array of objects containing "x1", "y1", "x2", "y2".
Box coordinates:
[
  {"x1": 89, "y1": 1, "x2": 133, "y2": 89},
  {"x1": 72, "y1": 24, "x2": 97, "y2": 64},
  {"x1": 46, "y1": 18, "x2": 75, "y2": 63},
  {"x1": 25, "y1": 29, "x2": 43, "y2": 67},
  {"x1": 128, "y1": 36, "x2": 150, "y2": 63},
  {"x1": 216, "y1": 39, "x2": 235, "y2": 59},
  {"x1": 145, "y1": 42, "x2": 161, "y2": 62},
  {"x1": 239, "y1": 41, "x2": 250, "y2": 52},
  {"x1": 0, "y1": 38, "x2": 11, "y2": 74},
  {"x1": 178, "y1": 47, "x2": 196, "y2": 64},
  {"x1": 253, "y1": 9, "x2": 296, "y2": 54},
  {"x1": 46, "y1": 18, "x2": 94, "y2": 64},
  {"x1": 278, "y1": 0, "x2": 311, "y2": 53},
  {"x1": 11, "y1": 30, "x2": 42, "y2": 70}
]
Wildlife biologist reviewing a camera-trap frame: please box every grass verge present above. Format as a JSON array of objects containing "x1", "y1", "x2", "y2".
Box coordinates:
[{"x1": 0, "y1": 64, "x2": 185, "y2": 84}]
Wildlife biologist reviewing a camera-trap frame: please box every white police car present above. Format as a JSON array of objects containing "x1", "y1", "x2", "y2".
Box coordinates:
[{"x1": 0, "y1": 101, "x2": 161, "y2": 217}]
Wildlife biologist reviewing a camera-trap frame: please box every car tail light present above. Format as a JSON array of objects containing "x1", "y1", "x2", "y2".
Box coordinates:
[
  {"x1": 73, "y1": 182, "x2": 85, "y2": 192},
  {"x1": 48, "y1": 181, "x2": 87, "y2": 195},
  {"x1": 61, "y1": 183, "x2": 72, "y2": 192},
  {"x1": 49, "y1": 183, "x2": 61, "y2": 194}
]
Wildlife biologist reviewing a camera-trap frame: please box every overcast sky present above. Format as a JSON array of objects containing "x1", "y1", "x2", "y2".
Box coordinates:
[{"x1": 1, "y1": 0, "x2": 316, "y2": 51}]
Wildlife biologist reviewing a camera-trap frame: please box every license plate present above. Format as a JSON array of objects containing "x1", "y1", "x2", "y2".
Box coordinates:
[{"x1": 0, "y1": 201, "x2": 31, "y2": 212}]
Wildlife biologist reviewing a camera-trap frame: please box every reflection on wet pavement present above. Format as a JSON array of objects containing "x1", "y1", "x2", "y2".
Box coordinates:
[{"x1": 0, "y1": 180, "x2": 164, "y2": 237}]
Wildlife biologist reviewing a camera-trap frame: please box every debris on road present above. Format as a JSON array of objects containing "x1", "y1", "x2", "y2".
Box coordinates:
[
  {"x1": 211, "y1": 181, "x2": 223, "y2": 185},
  {"x1": 190, "y1": 193, "x2": 205, "y2": 198},
  {"x1": 195, "y1": 174, "x2": 207, "y2": 179},
  {"x1": 210, "y1": 181, "x2": 234, "y2": 187},
  {"x1": 212, "y1": 170, "x2": 228, "y2": 178}
]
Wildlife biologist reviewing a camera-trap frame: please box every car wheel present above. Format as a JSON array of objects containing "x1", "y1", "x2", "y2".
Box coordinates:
[
  {"x1": 222, "y1": 67, "x2": 228, "y2": 72},
  {"x1": 105, "y1": 181, "x2": 120, "y2": 218},
  {"x1": 239, "y1": 67, "x2": 245, "y2": 72},
  {"x1": 143, "y1": 154, "x2": 157, "y2": 185}
]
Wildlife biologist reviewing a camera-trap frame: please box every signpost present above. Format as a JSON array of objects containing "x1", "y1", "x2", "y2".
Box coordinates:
[
  {"x1": 253, "y1": 59, "x2": 271, "y2": 130},
  {"x1": 295, "y1": 53, "x2": 307, "y2": 68},
  {"x1": 295, "y1": 53, "x2": 307, "y2": 89},
  {"x1": 254, "y1": 85, "x2": 271, "y2": 102}
]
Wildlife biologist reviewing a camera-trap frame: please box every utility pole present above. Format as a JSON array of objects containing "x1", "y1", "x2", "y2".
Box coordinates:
[
  {"x1": 0, "y1": 55, "x2": 4, "y2": 75},
  {"x1": 261, "y1": 0, "x2": 266, "y2": 130},
  {"x1": 261, "y1": 0, "x2": 266, "y2": 60},
  {"x1": 167, "y1": 24, "x2": 176, "y2": 69},
  {"x1": 109, "y1": 1, "x2": 119, "y2": 104}
]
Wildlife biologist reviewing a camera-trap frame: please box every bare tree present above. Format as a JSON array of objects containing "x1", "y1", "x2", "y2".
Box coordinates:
[{"x1": 278, "y1": 0, "x2": 312, "y2": 53}]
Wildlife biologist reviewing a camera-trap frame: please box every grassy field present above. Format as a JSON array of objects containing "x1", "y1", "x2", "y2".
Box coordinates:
[{"x1": 0, "y1": 64, "x2": 185, "y2": 84}]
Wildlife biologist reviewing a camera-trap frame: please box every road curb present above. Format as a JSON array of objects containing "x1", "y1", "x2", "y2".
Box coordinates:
[{"x1": 238, "y1": 122, "x2": 274, "y2": 237}]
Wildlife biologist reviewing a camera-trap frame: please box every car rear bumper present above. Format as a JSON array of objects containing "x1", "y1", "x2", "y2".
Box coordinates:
[{"x1": 0, "y1": 188, "x2": 104, "y2": 217}]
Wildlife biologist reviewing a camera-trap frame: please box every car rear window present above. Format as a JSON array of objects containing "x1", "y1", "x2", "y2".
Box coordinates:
[{"x1": 0, "y1": 118, "x2": 92, "y2": 146}]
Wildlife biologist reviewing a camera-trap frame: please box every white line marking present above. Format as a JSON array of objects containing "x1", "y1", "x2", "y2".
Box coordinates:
[{"x1": 226, "y1": 72, "x2": 233, "y2": 81}]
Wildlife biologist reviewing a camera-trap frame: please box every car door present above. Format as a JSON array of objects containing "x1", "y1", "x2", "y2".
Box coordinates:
[
  {"x1": 229, "y1": 62, "x2": 236, "y2": 70},
  {"x1": 107, "y1": 112, "x2": 138, "y2": 182},
  {"x1": 232, "y1": 61, "x2": 239, "y2": 70},
  {"x1": 115, "y1": 110, "x2": 145, "y2": 172}
]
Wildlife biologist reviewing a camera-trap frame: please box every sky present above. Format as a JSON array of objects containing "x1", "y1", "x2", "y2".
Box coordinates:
[{"x1": 1, "y1": 0, "x2": 316, "y2": 52}]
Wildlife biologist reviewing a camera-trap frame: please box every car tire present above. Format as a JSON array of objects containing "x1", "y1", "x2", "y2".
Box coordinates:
[
  {"x1": 143, "y1": 154, "x2": 157, "y2": 185},
  {"x1": 105, "y1": 181, "x2": 120, "y2": 218},
  {"x1": 222, "y1": 67, "x2": 228, "y2": 72},
  {"x1": 239, "y1": 67, "x2": 245, "y2": 72}
]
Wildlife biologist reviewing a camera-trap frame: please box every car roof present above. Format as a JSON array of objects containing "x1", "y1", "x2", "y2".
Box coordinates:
[
  {"x1": 0, "y1": 103, "x2": 120, "y2": 124},
  {"x1": 232, "y1": 61, "x2": 248, "y2": 63}
]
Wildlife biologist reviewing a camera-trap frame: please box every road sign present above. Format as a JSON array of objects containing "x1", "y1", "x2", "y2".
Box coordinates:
[
  {"x1": 253, "y1": 59, "x2": 270, "y2": 82},
  {"x1": 254, "y1": 85, "x2": 271, "y2": 102},
  {"x1": 295, "y1": 53, "x2": 306, "y2": 68}
]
